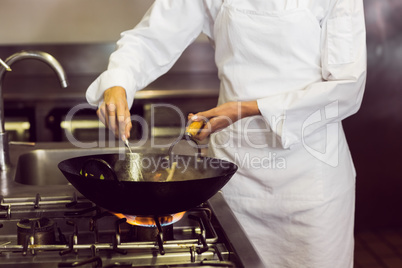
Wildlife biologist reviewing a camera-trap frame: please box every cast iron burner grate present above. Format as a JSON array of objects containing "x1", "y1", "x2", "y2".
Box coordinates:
[{"x1": 0, "y1": 193, "x2": 238, "y2": 267}]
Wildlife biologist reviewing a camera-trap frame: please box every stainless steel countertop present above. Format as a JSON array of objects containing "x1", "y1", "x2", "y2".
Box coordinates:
[{"x1": 1, "y1": 142, "x2": 80, "y2": 198}]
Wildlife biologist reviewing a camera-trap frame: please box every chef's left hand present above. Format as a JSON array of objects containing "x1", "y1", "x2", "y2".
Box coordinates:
[{"x1": 188, "y1": 101, "x2": 260, "y2": 141}]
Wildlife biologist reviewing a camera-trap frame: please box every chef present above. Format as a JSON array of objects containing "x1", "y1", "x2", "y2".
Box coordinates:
[{"x1": 86, "y1": 1, "x2": 367, "y2": 267}]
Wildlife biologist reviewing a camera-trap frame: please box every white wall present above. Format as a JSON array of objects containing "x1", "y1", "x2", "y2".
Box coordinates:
[{"x1": 0, "y1": 0, "x2": 155, "y2": 44}]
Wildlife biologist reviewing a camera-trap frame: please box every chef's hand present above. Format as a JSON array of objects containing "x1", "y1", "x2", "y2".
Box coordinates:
[
  {"x1": 97, "y1": 86, "x2": 132, "y2": 140},
  {"x1": 188, "y1": 101, "x2": 260, "y2": 141}
]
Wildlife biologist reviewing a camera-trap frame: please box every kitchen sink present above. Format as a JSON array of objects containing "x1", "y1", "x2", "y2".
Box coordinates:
[{"x1": 14, "y1": 147, "x2": 165, "y2": 185}]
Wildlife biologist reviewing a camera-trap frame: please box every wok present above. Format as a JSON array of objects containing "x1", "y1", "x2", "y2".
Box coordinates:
[{"x1": 58, "y1": 152, "x2": 237, "y2": 215}]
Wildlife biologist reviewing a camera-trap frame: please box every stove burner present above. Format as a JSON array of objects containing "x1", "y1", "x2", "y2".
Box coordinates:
[
  {"x1": 129, "y1": 223, "x2": 174, "y2": 242},
  {"x1": 113, "y1": 211, "x2": 186, "y2": 227},
  {"x1": 17, "y1": 217, "x2": 55, "y2": 245},
  {"x1": 0, "y1": 194, "x2": 260, "y2": 267},
  {"x1": 112, "y1": 212, "x2": 186, "y2": 254}
]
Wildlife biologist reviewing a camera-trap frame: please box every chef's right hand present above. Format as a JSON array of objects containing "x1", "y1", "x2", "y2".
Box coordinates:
[{"x1": 97, "y1": 86, "x2": 132, "y2": 140}]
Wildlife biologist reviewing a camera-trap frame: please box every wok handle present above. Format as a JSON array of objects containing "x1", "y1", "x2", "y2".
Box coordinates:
[
  {"x1": 168, "y1": 120, "x2": 204, "y2": 157},
  {"x1": 168, "y1": 120, "x2": 204, "y2": 164},
  {"x1": 81, "y1": 158, "x2": 120, "y2": 183},
  {"x1": 167, "y1": 136, "x2": 202, "y2": 159},
  {"x1": 185, "y1": 121, "x2": 204, "y2": 137}
]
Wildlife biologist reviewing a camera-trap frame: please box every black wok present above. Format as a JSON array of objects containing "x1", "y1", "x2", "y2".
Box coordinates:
[{"x1": 58, "y1": 153, "x2": 237, "y2": 215}]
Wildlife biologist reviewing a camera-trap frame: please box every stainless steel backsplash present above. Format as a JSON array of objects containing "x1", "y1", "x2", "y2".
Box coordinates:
[{"x1": 0, "y1": 42, "x2": 217, "y2": 77}]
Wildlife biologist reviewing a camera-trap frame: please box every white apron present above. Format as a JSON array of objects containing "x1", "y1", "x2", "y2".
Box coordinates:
[{"x1": 208, "y1": 1, "x2": 356, "y2": 267}]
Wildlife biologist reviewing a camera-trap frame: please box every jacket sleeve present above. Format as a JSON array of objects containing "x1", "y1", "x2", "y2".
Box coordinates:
[
  {"x1": 86, "y1": 0, "x2": 206, "y2": 107},
  {"x1": 256, "y1": 0, "x2": 367, "y2": 149}
]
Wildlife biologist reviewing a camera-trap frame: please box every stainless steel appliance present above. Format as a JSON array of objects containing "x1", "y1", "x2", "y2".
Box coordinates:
[{"x1": 0, "y1": 192, "x2": 265, "y2": 267}]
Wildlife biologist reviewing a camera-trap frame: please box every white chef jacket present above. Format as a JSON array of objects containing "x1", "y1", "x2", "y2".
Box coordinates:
[{"x1": 87, "y1": 1, "x2": 367, "y2": 267}]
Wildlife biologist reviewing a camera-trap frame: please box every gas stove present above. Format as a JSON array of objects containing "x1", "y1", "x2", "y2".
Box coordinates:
[{"x1": 0, "y1": 192, "x2": 265, "y2": 267}]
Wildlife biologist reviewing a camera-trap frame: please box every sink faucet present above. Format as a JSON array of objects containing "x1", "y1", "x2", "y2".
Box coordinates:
[
  {"x1": 0, "y1": 58, "x2": 11, "y2": 71},
  {"x1": 0, "y1": 50, "x2": 69, "y2": 170}
]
